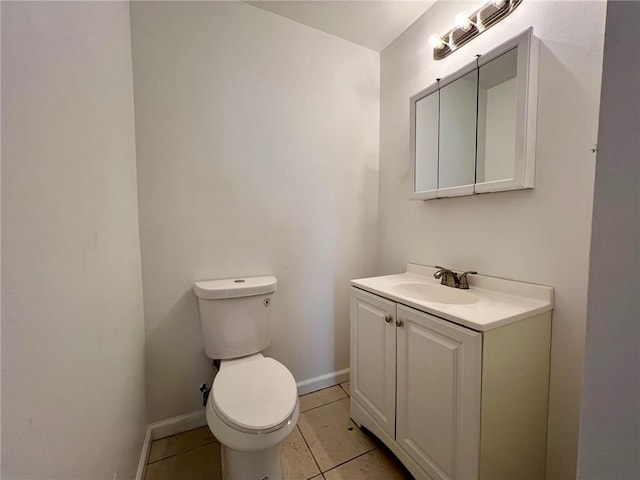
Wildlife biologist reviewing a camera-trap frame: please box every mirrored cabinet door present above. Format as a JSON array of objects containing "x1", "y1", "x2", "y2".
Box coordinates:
[
  {"x1": 413, "y1": 90, "x2": 439, "y2": 196},
  {"x1": 477, "y1": 48, "x2": 517, "y2": 184},
  {"x1": 475, "y1": 28, "x2": 538, "y2": 193},
  {"x1": 409, "y1": 27, "x2": 538, "y2": 201},
  {"x1": 437, "y1": 68, "x2": 478, "y2": 197}
]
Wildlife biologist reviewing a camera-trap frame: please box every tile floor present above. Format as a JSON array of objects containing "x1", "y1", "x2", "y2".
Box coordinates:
[{"x1": 144, "y1": 382, "x2": 413, "y2": 480}]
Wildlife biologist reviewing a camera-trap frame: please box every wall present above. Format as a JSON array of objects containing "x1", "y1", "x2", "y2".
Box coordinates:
[
  {"x1": 578, "y1": 1, "x2": 640, "y2": 478},
  {"x1": 482, "y1": 77, "x2": 517, "y2": 182},
  {"x1": 379, "y1": 1, "x2": 605, "y2": 479},
  {"x1": 130, "y1": 1, "x2": 380, "y2": 422},
  {"x1": 1, "y1": 2, "x2": 146, "y2": 478}
]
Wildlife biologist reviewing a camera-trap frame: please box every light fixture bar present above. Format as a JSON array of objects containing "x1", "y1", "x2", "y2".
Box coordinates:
[{"x1": 430, "y1": 0, "x2": 522, "y2": 60}]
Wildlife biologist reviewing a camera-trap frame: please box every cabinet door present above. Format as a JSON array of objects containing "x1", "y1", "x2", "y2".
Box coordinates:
[
  {"x1": 396, "y1": 305, "x2": 482, "y2": 480},
  {"x1": 350, "y1": 288, "x2": 396, "y2": 437}
]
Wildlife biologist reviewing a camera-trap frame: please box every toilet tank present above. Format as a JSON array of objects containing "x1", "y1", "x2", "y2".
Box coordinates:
[{"x1": 193, "y1": 276, "x2": 277, "y2": 359}]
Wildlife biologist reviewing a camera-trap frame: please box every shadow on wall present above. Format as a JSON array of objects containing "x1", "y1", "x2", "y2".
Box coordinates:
[
  {"x1": 145, "y1": 288, "x2": 213, "y2": 422},
  {"x1": 333, "y1": 274, "x2": 350, "y2": 372}
]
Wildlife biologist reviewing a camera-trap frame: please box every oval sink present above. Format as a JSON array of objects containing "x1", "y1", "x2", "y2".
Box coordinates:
[{"x1": 389, "y1": 281, "x2": 480, "y2": 305}]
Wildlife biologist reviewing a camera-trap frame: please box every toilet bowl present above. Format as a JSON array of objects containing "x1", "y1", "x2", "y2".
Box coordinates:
[
  {"x1": 206, "y1": 354, "x2": 299, "y2": 480},
  {"x1": 193, "y1": 276, "x2": 297, "y2": 480}
]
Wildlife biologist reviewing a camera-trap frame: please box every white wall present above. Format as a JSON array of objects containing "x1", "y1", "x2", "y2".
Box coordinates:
[
  {"x1": 379, "y1": 2, "x2": 605, "y2": 479},
  {"x1": 1, "y1": 2, "x2": 146, "y2": 478},
  {"x1": 578, "y1": 1, "x2": 640, "y2": 478},
  {"x1": 483, "y1": 77, "x2": 517, "y2": 182},
  {"x1": 130, "y1": 1, "x2": 380, "y2": 422}
]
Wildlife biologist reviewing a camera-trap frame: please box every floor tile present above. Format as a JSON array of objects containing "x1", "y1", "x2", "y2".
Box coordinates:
[
  {"x1": 144, "y1": 442, "x2": 221, "y2": 480},
  {"x1": 280, "y1": 426, "x2": 321, "y2": 480},
  {"x1": 148, "y1": 426, "x2": 216, "y2": 463},
  {"x1": 299, "y1": 386, "x2": 347, "y2": 412},
  {"x1": 323, "y1": 448, "x2": 413, "y2": 480},
  {"x1": 297, "y1": 397, "x2": 375, "y2": 472},
  {"x1": 339, "y1": 381, "x2": 350, "y2": 397}
]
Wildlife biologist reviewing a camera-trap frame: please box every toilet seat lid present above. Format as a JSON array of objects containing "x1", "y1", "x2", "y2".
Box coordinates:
[{"x1": 213, "y1": 357, "x2": 297, "y2": 431}]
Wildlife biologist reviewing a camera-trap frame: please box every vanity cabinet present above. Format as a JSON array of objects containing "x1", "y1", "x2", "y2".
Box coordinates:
[
  {"x1": 350, "y1": 290, "x2": 397, "y2": 438},
  {"x1": 395, "y1": 304, "x2": 482, "y2": 480},
  {"x1": 350, "y1": 286, "x2": 551, "y2": 480}
]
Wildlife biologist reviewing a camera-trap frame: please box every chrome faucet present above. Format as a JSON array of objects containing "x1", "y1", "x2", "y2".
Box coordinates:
[{"x1": 434, "y1": 266, "x2": 477, "y2": 290}]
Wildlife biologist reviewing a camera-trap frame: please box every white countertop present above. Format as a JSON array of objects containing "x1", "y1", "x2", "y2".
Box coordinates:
[{"x1": 351, "y1": 264, "x2": 554, "y2": 332}]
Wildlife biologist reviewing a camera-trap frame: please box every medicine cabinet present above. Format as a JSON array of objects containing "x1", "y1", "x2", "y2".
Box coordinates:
[{"x1": 410, "y1": 28, "x2": 539, "y2": 200}]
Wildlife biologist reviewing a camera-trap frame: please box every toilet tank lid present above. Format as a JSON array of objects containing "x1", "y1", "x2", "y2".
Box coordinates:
[{"x1": 193, "y1": 276, "x2": 277, "y2": 299}]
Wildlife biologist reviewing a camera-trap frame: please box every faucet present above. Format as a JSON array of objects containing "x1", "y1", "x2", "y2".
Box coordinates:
[
  {"x1": 434, "y1": 266, "x2": 477, "y2": 289},
  {"x1": 434, "y1": 266, "x2": 458, "y2": 287}
]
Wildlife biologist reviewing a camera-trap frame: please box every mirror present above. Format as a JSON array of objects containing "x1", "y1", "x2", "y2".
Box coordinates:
[
  {"x1": 409, "y1": 28, "x2": 538, "y2": 200},
  {"x1": 477, "y1": 48, "x2": 518, "y2": 183},
  {"x1": 414, "y1": 90, "x2": 439, "y2": 193},
  {"x1": 438, "y1": 69, "x2": 478, "y2": 191}
]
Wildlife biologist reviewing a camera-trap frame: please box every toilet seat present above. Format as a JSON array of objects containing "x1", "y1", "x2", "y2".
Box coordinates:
[{"x1": 212, "y1": 356, "x2": 297, "y2": 433}]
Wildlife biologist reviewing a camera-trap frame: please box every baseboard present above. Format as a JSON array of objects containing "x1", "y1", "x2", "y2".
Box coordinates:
[
  {"x1": 134, "y1": 425, "x2": 153, "y2": 480},
  {"x1": 134, "y1": 409, "x2": 207, "y2": 480},
  {"x1": 296, "y1": 367, "x2": 350, "y2": 396},
  {"x1": 150, "y1": 409, "x2": 207, "y2": 440}
]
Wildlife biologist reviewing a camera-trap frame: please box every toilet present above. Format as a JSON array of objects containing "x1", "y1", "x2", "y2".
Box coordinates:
[{"x1": 193, "y1": 276, "x2": 298, "y2": 480}]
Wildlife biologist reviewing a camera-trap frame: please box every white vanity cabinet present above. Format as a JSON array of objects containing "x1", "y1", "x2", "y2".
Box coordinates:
[
  {"x1": 350, "y1": 290, "x2": 397, "y2": 439},
  {"x1": 395, "y1": 304, "x2": 482, "y2": 480},
  {"x1": 350, "y1": 275, "x2": 552, "y2": 480}
]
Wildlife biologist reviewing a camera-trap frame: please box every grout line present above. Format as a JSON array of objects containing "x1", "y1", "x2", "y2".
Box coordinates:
[
  {"x1": 146, "y1": 439, "x2": 219, "y2": 466},
  {"x1": 320, "y1": 447, "x2": 379, "y2": 474},
  {"x1": 299, "y1": 385, "x2": 339, "y2": 397},
  {"x1": 299, "y1": 385, "x2": 345, "y2": 402},
  {"x1": 338, "y1": 382, "x2": 350, "y2": 397},
  {"x1": 296, "y1": 425, "x2": 323, "y2": 478},
  {"x1": 299, "y1": 383, "x2": 349, "y2": 399},
  {"x1": 299, "y1": 393, "x2": 350, "y2": 415},
  {"x1": 299, "y1": 397, "x2": 346, "y2": 414},
  {"x1": 153, "y1": 424, "x2": 209, "y2": 442}
]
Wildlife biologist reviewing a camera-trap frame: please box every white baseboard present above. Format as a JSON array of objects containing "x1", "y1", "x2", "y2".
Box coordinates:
[
  {"x1": 134, "y1": 426, "x2": 153, "y2": 480},
  {"x1": 296, "y1": 368, "x2": 350, "y2": 396},
  {"x1": 135, "y1": 368, "x2": 349, "y2": 479},
  {"x1": 134, "y1": 409, "x2": 207, "y2": 480},
  {"x1": 150, "y1": 409, "x2": 207, "y2": 440}
]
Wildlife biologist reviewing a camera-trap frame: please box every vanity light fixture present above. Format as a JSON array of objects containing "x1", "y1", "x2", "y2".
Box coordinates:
[
  {"x1": 454, "y1": 12, "x2": 475, "y2": 32},
  {"x1": 430, "y1": 0, "x2": 522, "y2": 60},
  {"x1": 428, "y1": 34, "x2": 448, "y2": 50}
]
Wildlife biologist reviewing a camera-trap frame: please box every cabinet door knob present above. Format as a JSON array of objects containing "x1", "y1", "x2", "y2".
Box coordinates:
[
  {"x1": 384, "y1": 314, "x2": 393, "y2": 323},
  {"x1": 396, "y1": 319, "x2": 404, "y2": 327}
]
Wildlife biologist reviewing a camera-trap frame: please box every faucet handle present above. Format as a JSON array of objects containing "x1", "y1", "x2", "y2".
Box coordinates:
[
  {"x1": 434, "y1": 266, "x2": 458, "y2": 287},
  {"x1": 458, "y1": 271, "x2": 477, "y2": 289},
  {"x1": 434, "y1": 266, "x2": 451, "y2": 276}
]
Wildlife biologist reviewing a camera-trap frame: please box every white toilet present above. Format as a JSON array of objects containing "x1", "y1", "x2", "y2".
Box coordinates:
[{"x1": 193, "y1": 276, "x2": 298, "y2": 480}]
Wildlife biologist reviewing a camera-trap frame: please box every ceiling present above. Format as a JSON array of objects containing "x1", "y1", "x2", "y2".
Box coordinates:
[{"x1": 245, "y1": 1, "x2": 436, "y2": 51}]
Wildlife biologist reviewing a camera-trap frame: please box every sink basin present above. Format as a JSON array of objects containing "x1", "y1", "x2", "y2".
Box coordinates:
[
  {"x1": 352, "y1": 264, "x2": 554, "y2": 331},
  {"x1": 389, "y1": 281, "x2": 480, "y2": 305}
]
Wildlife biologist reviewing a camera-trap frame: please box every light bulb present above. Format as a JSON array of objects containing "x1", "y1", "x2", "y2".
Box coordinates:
[
  {"x1": 492, "y1": 0, "x2": 506, "y2": 6},
  {"x1": 455, "y1": 12, "x2": 472, "y2": 31},
  {"x1": 429, "y1": 34, "x2": 445, "y2": 50}
]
